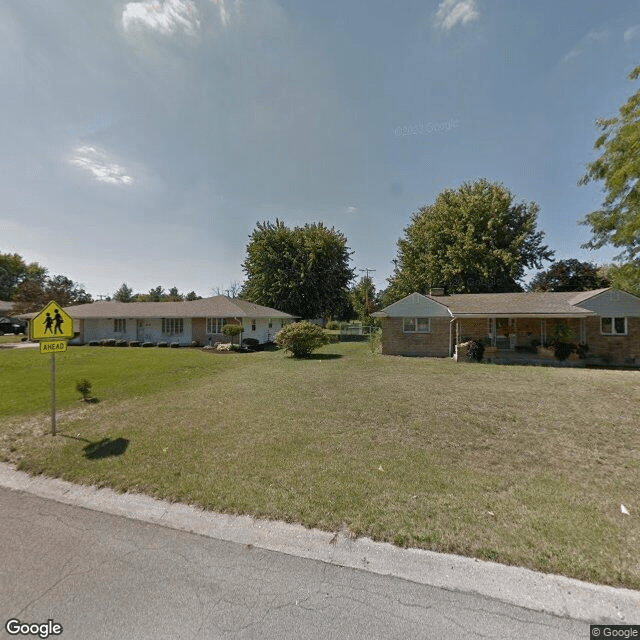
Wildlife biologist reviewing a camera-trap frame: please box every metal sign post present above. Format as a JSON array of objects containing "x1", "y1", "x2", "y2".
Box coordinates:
[{"x1": 50, "y1": 353, "x2": 56, "y2": 436}]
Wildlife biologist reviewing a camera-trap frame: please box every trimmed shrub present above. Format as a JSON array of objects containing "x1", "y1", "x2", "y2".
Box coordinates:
[
  {"x1": 157, "y1": 341, "x2": 168, "y2": 348},
  {"x1": 216, "y1": 343, "x2": 232, "y2": 351},
  {"x1": 116, "y1": 339, "x2": 128, "y2": 347},
  {"x1": 467, "y1": 340, "x2": 485, "y2": 362},
  {"x1": 170, "y1": 342, "x2": 180, "y2": 348},
  {"x1": 222, "y1": 323, "x2": 244, "y2": 344},
  {"x1": 553, "y1": 341, "x2": 575, "y2": 361},
  {"x1": 88, "y1": 341, "x2": 100, "y2": 346},
  {"x1": 275, "y1": 320, "x2": 330, "y2": 358},
  {"x1": 576, "y1": 343, "x2": 589, "y2": 359},
  {"x1": 142, "y1": 342, "x2": 155, "y2": 348},
  {"x1": 242, "y1": 337, "x2": 259, "y2": 349},
  {"x1": 105, "y1": 339, "x2": 117, "y2": 347},
  {"x1": 128, "y1": 340, "x2": 141, "y2": 347},
  {"x1": 76, "y1": 378, "x2": 92, "y2": 401},
  {"x1": 191, "y1": 340, "x2": 200, "y2": 347}
]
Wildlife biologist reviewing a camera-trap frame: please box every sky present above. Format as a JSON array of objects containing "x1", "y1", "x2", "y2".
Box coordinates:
[{"x1": 1, "y1": 0, "x2": 639, "y2": 299}]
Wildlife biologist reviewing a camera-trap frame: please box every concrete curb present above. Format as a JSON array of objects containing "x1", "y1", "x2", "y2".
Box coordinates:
[{"x1": 1, "y1": 462, "x2": 637, "y2": 623}]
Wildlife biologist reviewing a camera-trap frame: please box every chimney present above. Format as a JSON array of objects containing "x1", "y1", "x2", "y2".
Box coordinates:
[{"x1": 429, "y1": 287, "x2": 445, "y2": 297}]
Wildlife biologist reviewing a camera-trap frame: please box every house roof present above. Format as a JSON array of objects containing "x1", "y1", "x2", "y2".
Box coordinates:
[
  {"x1": 374, "y1": 289, "x2": 612, "y2": 318},
  {"x1": 19, "y1": 297, "x2": 295, "y2": 320}
]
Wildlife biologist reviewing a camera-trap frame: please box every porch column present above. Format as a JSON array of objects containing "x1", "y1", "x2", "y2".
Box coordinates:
[{"x1": 580, "y1": 318, "x2": 586, "y2": 344}]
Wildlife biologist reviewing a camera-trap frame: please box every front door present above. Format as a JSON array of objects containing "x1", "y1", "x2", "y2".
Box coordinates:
[{"x1": 137, "y1": 320, "x2": 144, "y2": 341}]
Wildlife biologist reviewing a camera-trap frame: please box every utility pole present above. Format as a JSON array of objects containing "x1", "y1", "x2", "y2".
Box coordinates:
[{"x1": 358, "y1": 268, "x2": 376, "y2": 313}]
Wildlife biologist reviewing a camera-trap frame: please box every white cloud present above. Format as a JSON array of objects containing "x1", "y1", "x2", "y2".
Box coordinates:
[
  {"x1": 70, "y1": 146, "x2": 134, "y2": 185},
  {"x1": 434, "y1": 0, "x2": 479, "y2": 31},
  {"x1": 624, "y1": 24, "x2": 640, "y2": 42},
  {"x1": 345, "y1": 206, "x2": 357, "y2": 214},
  {"x1": 586, "y1": 29, "x2": 608, "y2": 42},
  {"x1": 122, "y1": 0, "x2": 200, "y2": 37},
  {"x1": 560, "y1": 28, "x2": 609, "y2": 65},
  {"x1": 561, "y1": 48, "x2": 582, "y2": 64}
]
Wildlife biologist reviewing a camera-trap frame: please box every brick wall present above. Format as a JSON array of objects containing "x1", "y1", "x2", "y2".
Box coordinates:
[
  {"x1": 585, "y1": 316, "x2": 640, "y2": 363},
  {"x1": 381, "y1": 317, "x2": 451, "y2": 356}
]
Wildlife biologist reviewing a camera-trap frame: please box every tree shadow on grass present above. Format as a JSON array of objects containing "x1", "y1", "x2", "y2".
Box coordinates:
[
  {"x1": 297, "y1": 353, "x2": 343, "y2": 360},
  {"x1": 82, "y1": 438, "x2": 129, "y2": 460}
]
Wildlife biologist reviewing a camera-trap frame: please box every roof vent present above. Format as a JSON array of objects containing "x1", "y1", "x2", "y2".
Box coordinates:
[{"x1": 429, "y1": 287, "x2": 445, "y2": 297}]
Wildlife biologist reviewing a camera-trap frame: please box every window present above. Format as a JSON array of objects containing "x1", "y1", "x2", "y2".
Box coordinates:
[
  {"x1": 268, "y1": 318, "x2": 273, "y2": 328},
  {"x1": 114, "y1": 319, "x2": 126, "y2": 333},
  {"x1": 206, "y1": 317, "x2": 225, "y2": 334},
  {"x1": 162, "y1": 318, "x2": 184, "y2": 334},
  {"x1": 601, "y1": 317, "x2": 627, "y2": 335},
  {"x1": 251, "y1": 319, "x2": 256, "y2": 331},
  {"x1": 403, "y1": 317, "x2": 431, "y2": 333}
]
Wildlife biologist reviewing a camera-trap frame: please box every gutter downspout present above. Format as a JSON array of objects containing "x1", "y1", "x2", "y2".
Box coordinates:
[{"x1": 449, "y1": 317, "x2": 455, "y2": 357}]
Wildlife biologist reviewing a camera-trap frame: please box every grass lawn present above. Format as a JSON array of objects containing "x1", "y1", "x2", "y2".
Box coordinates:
[
  {"x1": 0, "y1": 334, "x2": 25, "y2": 345},
  {"x1": 1, "y1": 342, "x2": 639, "y2": 589}
]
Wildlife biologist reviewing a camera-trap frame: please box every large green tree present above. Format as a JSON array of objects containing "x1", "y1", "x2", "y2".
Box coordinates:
[
  {"x1": 385, "y1": 179, "x2": 553, "y2": 301},
  {"x1": 579, "y1": 66, "x2": 640, "y2": 261},
  {"x1": 0, "y1": 252, "x2": 47, "y2": 301},
  {"x1": 113, "y1": 283, "x2": 134, "y2": 302},
  {"x1": 528, "y1": 259, "x2": 610, "y2": 292},
  {"x1": 12, "y1": 274, "x2": 93, "y2": 314},
  {"x1": 598, "y1": 262, "x2": 640, "y2": 297},
  {"x1": 241, "y1": 220, "x2": 355, "y2": 319}
]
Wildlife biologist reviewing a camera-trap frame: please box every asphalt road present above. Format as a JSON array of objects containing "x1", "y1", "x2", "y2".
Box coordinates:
[{"x1": 0, "y1": 487, "x2": 590, "y2": 640}]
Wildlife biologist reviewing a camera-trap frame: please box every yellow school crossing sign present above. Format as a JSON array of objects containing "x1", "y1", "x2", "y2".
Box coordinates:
[
  {"x1": 31, "y1": 301, "x2": 74, "y2": 340},
  {"x1": 30, "y1": 300, "x2": 74, "y2": 436}
]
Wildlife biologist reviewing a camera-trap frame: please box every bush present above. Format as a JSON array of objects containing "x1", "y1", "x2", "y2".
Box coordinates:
[
  {"x1": 576, "y1": 343, "x2": 589, "y2": 359},
  {"x1": 242, "y1": 337, "x2": 259, "y2": 349},
  {"x1": 325, "y1": 320, "x2": 340, "y2": 330},
  {"x1": 157, "y1": 342, "x2": 168, "y2": 348},
  {"x1": 128, "y1": 340, "x2": 141, "y2": 347},
  {"x1": 76, "y1": 378, "x2": 92, "y2": 401},
  {"x1": 170, "y1": 342, "x2": 180, "y2": 348},
  {"x1": 88, "y1": 341, "x2": 100, "y2": 346},
  {"x1": 553, "y1": 341, "x2": 575, "y2": 361},
  {"x1": 466, "y1": 339, "x2": 485, "y2": 362},
  {"x1": 116, "y1": 339, "x2": 128, "y2": 347},
  {"x1": 369, "y1": 329, "x2": 382, "y2": 354},
  {"x1": 191, "y1": 340, "x2": 200, "y2": 348},
  {"x1": 275, "y1": 321, "x2": 330, "y2": 358},
  {"x1": 222, "y1": 323, "x2": 243, "y2": 344},
  {"x1": 142, "y1": 342, "x2": 155, "y2": 348},
  {"x1": 105, "y1": 339, "x2": 117, "y2": 347}
]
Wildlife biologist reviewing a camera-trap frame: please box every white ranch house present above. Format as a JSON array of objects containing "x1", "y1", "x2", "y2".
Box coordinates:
[{"x1": 29, "y1": 297, "x2": 295, "y2": 346}]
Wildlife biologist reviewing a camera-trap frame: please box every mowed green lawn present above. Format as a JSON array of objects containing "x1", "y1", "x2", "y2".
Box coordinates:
[{"x1": 1, "y1": 342, "x2": 639, "y2": 589}]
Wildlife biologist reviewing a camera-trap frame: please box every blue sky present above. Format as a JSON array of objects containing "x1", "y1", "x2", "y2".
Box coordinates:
[{"x1": 1, "y1": 0, "x2": 639, "y2": 298}]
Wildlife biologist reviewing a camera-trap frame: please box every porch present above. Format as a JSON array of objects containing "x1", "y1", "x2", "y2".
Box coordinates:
[{"x1": 451, "y1": 316, "x2": 588, "y2": 354}]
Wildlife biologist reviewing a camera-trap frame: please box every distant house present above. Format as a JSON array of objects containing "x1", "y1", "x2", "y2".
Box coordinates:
[
  {"x1": 23, "y1": 297, "x2": 294, "y2": 346},
  {"x1": 372, "y1": 288, "x2": 640, "y2": 365}
]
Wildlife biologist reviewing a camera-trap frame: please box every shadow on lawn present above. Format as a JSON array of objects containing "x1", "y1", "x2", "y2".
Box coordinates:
[
  {"x1": 83, "y1": 438, "x2": 129, "y2": 459},
  {"x1": 300, "y1": 353, "x2": 343, "y2": 360},
  {"x1": 60, "y1": 434, "x2": 129, "y2": 459}
]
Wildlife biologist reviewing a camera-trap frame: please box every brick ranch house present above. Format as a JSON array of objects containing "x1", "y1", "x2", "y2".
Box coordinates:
[
  {"x1": 24, "y1": 296, "x2": 295, "y2": 346},
  {"x1": 372, "y1": 288, "x2": 640, "y2": 366}
]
